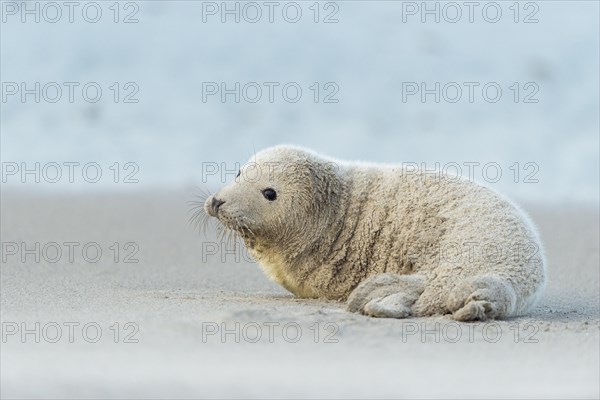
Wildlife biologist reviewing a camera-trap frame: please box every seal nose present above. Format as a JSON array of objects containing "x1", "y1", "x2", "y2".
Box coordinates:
[{"x1": 211, "y1": 197, "x2": 225, "y2": 214}]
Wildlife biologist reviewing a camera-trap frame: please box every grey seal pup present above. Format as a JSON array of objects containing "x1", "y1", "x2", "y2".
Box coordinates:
[{"x1": 202, "y1": 145, "x2": 546, "y2": 321}]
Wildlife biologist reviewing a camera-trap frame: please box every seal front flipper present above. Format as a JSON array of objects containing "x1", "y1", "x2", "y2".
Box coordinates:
[{"x1": 346, "y1": 273, "x2": 426, "y2": 319}]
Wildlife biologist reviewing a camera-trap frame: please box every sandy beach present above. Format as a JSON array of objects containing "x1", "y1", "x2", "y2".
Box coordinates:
[{"x1": 1, "y1": 190, "x2": 598, "y2": 399}]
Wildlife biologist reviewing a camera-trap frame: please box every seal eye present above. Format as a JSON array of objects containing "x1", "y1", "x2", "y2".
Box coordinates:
[{"x1": 262, "y1": 188, "x2": 277, "y2": 201}]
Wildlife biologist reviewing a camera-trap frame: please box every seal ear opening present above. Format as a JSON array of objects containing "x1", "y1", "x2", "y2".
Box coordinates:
[{"x1": 262, "y1": 188, "x2": 277, "y2": 201}]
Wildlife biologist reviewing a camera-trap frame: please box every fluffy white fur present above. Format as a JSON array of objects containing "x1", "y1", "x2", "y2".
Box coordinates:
[{"x1": 204, "y1": 145, "x2": 546, "y2": 321}]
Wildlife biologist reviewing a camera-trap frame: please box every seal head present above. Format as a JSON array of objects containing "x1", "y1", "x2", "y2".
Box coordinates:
[{"x1": 204, "y1": 145, "x2": 346, "y2": 296}]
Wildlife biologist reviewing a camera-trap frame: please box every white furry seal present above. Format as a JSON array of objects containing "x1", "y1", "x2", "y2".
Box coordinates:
[{"x1": 203, "y1": 145, "x2": 546, "y2": 321}]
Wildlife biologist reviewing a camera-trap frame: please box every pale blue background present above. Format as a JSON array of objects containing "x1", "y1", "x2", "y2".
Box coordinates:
[{"x1": 1, "y1": 1, "x2": 599, "y2": 202}]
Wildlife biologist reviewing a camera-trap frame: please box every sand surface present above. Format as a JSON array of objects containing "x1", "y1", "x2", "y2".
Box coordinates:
[{"x1": 1, "y1": 191, "x2": 598, "y2": 399}]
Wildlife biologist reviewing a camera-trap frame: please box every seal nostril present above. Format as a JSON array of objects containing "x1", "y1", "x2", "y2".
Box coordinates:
[{"x1": 212, "y1": 197, "x2": 225, "y2": 212}]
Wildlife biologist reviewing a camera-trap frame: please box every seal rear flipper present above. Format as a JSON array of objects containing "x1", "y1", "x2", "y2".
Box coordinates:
[{"x1": 447, "y1": 274, "x2": 518, "y2": 321}]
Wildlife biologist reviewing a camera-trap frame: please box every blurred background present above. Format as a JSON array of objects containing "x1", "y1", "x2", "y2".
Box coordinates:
[{"x1": 2, "y1": 0, "x2": 599, "y2": 203}]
